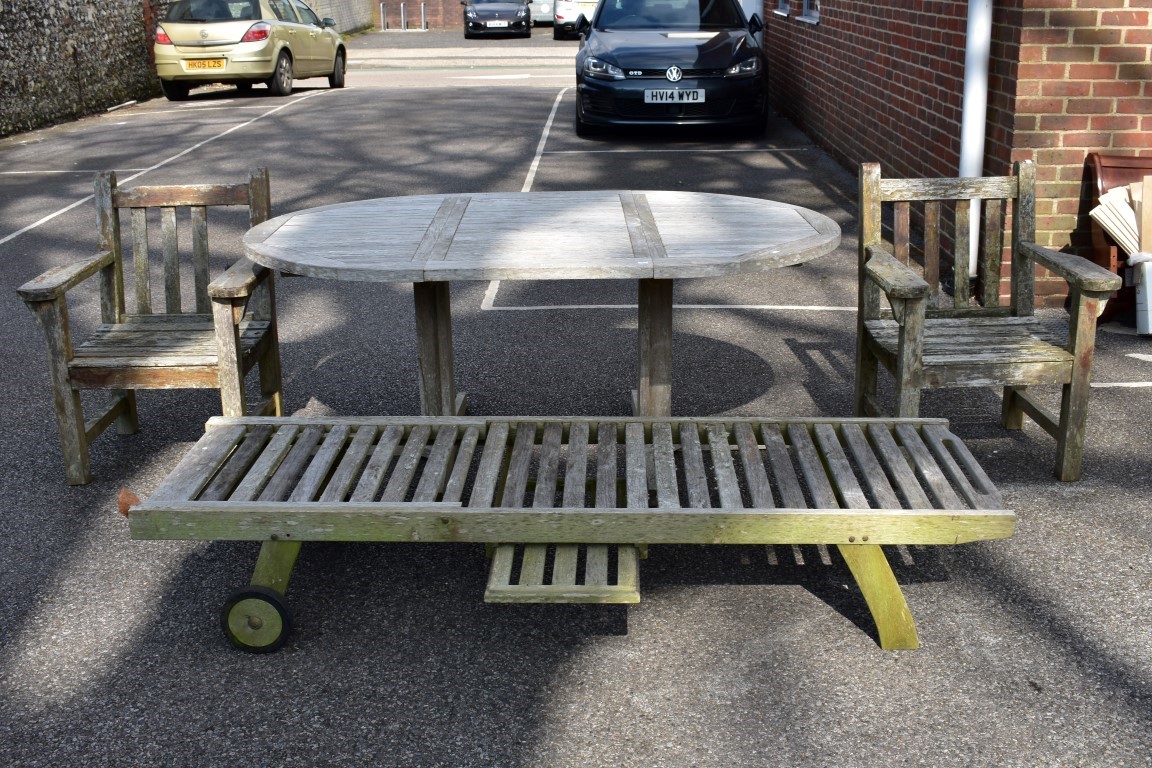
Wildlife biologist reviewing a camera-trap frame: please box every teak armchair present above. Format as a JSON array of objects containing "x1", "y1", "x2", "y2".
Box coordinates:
[
  {"x1": 18, "y1": 169, "x2": 283, "y2": 485},
  {"x1": 855, "y1": 160, "x2": 1121, "y2": 481}
]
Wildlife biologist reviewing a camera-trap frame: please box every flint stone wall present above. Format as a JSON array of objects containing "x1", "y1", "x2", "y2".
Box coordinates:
[{"x1": 0, "y1": 0, "x2": 372, "y2": 139}]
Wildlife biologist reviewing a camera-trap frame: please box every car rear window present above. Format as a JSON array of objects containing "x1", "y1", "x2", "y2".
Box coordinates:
[{"x1": 165, "y1": 0, "x2": 260, "y2": 21}]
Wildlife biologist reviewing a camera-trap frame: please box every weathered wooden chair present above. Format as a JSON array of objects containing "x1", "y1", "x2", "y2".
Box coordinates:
[
  {"x1": 855, "y1": 160, "x2": 1121, "y2": 481},
  {"x1": 18, "y1": 169, "x2": 283, "y2": 485}
]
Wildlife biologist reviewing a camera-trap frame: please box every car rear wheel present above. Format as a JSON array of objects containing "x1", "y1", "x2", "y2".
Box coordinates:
[
  {"x1": 328, "y1": 50, "x2": 346, "y2": 88},
  {"x1": 160, "y1": 80, "x2": 190, "y2": 101},
  {"x1": 266, "y1": 52, "x2": 293, "y2": 96}
]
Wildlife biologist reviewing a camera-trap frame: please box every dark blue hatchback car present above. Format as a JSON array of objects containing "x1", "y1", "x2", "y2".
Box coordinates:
[{"x1": 574, "y1": 0, "x2": 768, "y2": 135}]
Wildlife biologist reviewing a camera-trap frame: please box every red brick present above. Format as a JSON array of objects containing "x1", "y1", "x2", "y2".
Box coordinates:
[
  {"x1": 1066, "y1": 63, "x2": 1119, "y2": 79},
  {"x1": 1102, "y1": 10, "x2": 1149, "y2": 25},
  {"x1": 1113, "y1": 132, "x2": 1152, "y2": 148},
  {"x1": 1072, "y1": 27, "x2": 1122, "y2": 45},
  {"x1": 1039, "y1": 114, "x2": 1090, "y2": 131},
  {"x1": 1118, "y1": 63, "x2": 1152, "y2": 80},
  {"x1": 1017, "y1": 97, "x2": 1068, "y2": 114},
  {"x1": 1047, "y1": 46, "x2": 1096, "y2": 62},
  {"x1": 1034, "y1": 149, "x2": 1095, "y2": 166},
  {"x1": 1041, "y1": 80, "x2": 1092, "y2": 97},
  {"x1": 1117, "y1": 97, "x2": 1152, "y2": 113},
  {"x1": 1067, "y1": 98, "x2": 1116, "y2": 114},
  {"x1": 1093, "y1": 79, "x2": 1143, "y2": 97},
  {"x1": 1049, "y1": 10, "x2": 1100, "y2": 27},
  {"x1": 1062, "y1": 132, "x2": 1115, "y2": 147},
  {"x1": 1100, "y1": 46, "x2": 1149, "y2": 63},
  {"x1": 1090, "y1": 114, "x2": 1141, "y2": 131},
  {"x1": 1023, "y1": 27, "x2": 1071, "y2": 45},
  {"x1": 1016, "y1": 132, "x2": 1064, "y2": 148},
  {"x1": 1019, "y1": 62, "x2": 1071, "y2": 79},
  {"x1": 1124, "y1": 28, "x2": 1152, "y2": 45}
]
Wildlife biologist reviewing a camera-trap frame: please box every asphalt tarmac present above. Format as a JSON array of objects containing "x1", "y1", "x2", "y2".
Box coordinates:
[{"x1": 0, "y1": 29, "x2": 1149, "y2": 768}]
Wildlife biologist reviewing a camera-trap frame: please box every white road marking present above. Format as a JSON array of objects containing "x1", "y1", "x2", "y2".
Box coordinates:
[{"x1": 0, "y1": 91, "x2": 328, "y2": 247}]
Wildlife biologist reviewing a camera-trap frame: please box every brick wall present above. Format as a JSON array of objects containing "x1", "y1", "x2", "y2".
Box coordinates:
[
  {"x1": 1010, "y1": 2, "x2": 1152, "y2": 303},
  {"x1": 767, "y1": 0, "x2": 1152, "y2": 306}
]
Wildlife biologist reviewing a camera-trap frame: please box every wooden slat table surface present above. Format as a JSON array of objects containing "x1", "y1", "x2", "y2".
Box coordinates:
[{"x1": 243, "y1": 191, "x2": 841, "y2": 417}]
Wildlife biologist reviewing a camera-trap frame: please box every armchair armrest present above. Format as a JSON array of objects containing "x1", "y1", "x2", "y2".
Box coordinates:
[
  {"x1": 1019, "y1": 242, "x2": 1123, "y2": 292},
  {"x1": 864, "y1": 245, "x2": 930, "y2": 299},
  {"x1": 16, "y1": 251, "x2": 114, "y2": 303},
  {"x1": 208, "y1": 257, "x2": 270, "y2": 300}
]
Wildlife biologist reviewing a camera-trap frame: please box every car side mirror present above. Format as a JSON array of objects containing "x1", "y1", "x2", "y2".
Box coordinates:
[
  {"x1": 748, "y1": 13, "x2": 763, "y2": 35},
  {"x1": 576, "y1": 14, "x2": 591, "y2": 34},
  {"x1": 460, "y1": 0, "x2": 468, "y2": 4},
  {"x1": 322, "y1": 17, "x2": 336, "y2": 28}
]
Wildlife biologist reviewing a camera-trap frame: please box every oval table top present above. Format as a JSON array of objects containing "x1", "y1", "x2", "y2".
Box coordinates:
[{"x1": 243, "y1": 190, "x2": 841, "y2": 282}]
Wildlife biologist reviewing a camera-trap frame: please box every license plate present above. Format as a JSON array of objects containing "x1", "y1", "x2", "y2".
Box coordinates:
[
  {"x1": 644, "y1": 89, "x2": 705, "y2": 104},
  {"x1": 186, "y1": 59, "x2": 225, "y2": 70},
  {"x1": 486, "y1": 20, "x2": 509, "y2": 27}
]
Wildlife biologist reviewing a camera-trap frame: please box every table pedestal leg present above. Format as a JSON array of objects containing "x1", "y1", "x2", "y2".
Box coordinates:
[
  {"x1": 637, "y1": 278, "x2": 673, "y2": 417},
  {"x1": 413, "y1": 281, "x2": 462, "y2": 416}
]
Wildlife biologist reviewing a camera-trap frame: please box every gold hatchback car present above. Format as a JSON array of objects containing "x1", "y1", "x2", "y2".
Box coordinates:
[{"x1": 155, "y1": 0, "x2": 346, "y2": 100}]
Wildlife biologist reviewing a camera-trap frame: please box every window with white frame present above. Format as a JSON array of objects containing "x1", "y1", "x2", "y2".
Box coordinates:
[
  {"x1": 776, "y1": 0, "x2": 790, "y2": 14},
  {"x1": 800, "y1": 0, "x2": 819, "y2": 21}
]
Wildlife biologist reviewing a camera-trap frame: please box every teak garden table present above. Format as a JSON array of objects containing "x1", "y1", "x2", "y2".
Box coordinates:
[{"x1": 242, "y1": 190, "x2": 841, "y2": 416}]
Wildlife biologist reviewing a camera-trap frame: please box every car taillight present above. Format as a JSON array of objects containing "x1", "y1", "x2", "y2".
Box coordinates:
[
  {"x1": 241, "y1": 22, "x2": 272, "y2": 42},
  {"x1": 155, "y1": 26, "x2": 172, "y2": 45}
]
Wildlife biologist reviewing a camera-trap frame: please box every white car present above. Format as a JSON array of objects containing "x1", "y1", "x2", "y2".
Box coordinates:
[
  {"x1": 529, "y1": 0, "x2": 554, "y2": 24},
  {"x1": 553, "y1": 0, "x2": 599, "y2": 38}
]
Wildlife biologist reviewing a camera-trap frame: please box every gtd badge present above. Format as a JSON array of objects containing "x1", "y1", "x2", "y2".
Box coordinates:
[{"x1": 665, "y1": 66, "x2": 683, "y2": 82}]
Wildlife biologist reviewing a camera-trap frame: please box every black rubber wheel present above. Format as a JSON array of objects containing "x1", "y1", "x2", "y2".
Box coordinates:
[
  {"x1": 160, "y1": 80, "x2": 190, "y2": 101},
  {"x1": 221, "y1": 585, "x2": 293, "y2": 653},
  {"x1": 266, "y1": 51, "x2": 293, "y2": 96},
  {"x1": 574, "y1": 109, "x2": 597, "y2": 138},
  {"x1": 328, "y1": 50, "x2": 346, "y2": 89}
]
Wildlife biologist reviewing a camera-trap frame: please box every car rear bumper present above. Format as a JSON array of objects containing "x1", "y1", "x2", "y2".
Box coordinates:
[{"x1": 155, "y1": 47, "x2": 276, "y2": 81}]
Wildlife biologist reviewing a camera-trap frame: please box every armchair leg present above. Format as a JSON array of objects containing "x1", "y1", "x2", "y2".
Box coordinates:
[
  {"x1": 54, "y1": 387, "x2": 92, "y2": 486},
  {"x1": 1054, "y1": 378, "x2": 1090, "y2": 482},
  {"x1": 114, "y1": 389, "x2": 139, "y2": 434},
  {"x1": 258, "y1": 327, "x2": 284, "y2": 417},
  {"x1": 1001, "y1": 386, "x2": 1025, "y2": 430},
  {"x1": 854, "y1": 345, "x2": 879, "y2": 416}
]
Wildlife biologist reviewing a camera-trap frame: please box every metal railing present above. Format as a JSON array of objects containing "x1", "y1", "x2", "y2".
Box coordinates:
[{"x1": 379, "y1": 2, "x2": 428, "y2": 30}]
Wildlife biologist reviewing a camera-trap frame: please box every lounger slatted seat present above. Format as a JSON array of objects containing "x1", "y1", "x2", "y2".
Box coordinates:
[{"x1": 126, "y1": 415, "x2": 1015, "y2": 653}]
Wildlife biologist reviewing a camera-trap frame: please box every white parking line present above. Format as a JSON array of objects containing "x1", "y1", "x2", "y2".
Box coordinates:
[
  {"x1": 0, "y1": 91, "x2": 329, "y2": 248},
  {"x1": 521, "y1": 87, "x2": 568, "y2": 193}
]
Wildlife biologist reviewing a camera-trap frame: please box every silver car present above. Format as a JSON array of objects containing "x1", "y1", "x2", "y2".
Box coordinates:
[{"x1": 155, "y1": 0, "x2": 346, "y2": 100}]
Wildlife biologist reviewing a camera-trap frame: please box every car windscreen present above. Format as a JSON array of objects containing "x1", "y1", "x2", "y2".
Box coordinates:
[
  {"x1": 595, "y1": 0, "x2": 744, "y2": 30},
  {"x1": 165, "y1": 0, "x2": 259, "y2": 21}
]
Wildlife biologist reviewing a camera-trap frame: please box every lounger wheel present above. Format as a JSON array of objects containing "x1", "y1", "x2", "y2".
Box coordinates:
[{"x1": 221, "y1": 586, "x2": 293, "y2": 653}]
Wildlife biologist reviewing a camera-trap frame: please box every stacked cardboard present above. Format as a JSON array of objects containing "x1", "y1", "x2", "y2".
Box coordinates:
[{"x1": 1088, "y1": 175, "x2": 1152, "y2": 334}]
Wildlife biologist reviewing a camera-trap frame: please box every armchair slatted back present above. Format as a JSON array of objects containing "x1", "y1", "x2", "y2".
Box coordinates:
[
  {"x1": 94, "y1": 169, "x2": 272, "y2": 320},
  {"x1": 858, "y1": 160, "x2": 1036, "y2": 317}
]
